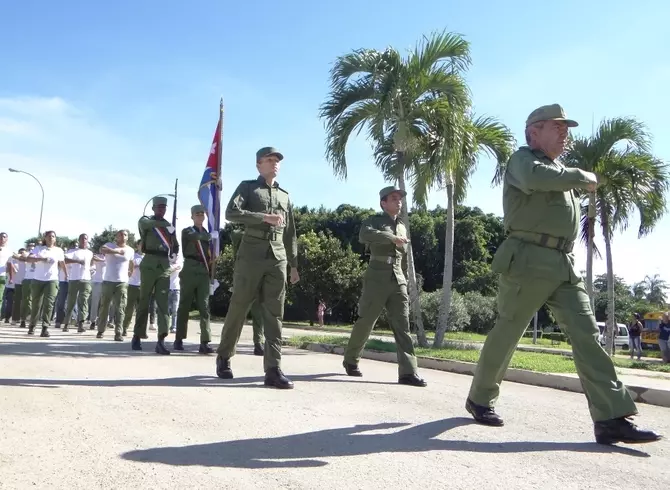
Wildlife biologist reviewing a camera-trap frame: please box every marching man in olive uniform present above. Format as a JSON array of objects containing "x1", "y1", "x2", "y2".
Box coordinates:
[
  {"x1": 174, "y1": 204, "x2": 215, "y2": 354},
  {"x1": 342, "y1": 186, "x2": 426, "y2": 387},
  {"x1": 215, "y1": 147, "x2": 300, "y2": 389},
  {"x1": 465, "y1": 104, "x2": 661, "y2": 445},
  {"x1": 131, "y1": 196, "x2": 180, "y2": 355}
]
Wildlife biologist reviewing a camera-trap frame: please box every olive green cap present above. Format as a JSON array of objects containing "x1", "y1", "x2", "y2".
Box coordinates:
[
  {"x1": 525, "y1": 104, "x2": 578, "y2": 128},
  {"x1": 153, "y1": 196, "x2": 168, "y2": 206},
  {"x1": 256, "y1": 147, "x2": 284, "y2": 161},
  {"x1": 379, "y1": 186, "x2": 407, "y2": 200},
  {"x1": 191, "y1": 204, "x2": 206, "y2": 214}
]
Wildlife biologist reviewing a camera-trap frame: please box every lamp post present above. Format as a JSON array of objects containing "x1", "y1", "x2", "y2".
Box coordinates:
[
  {"x1": 8, "y1": 168, "x2": 44, "y2": 236},
  {"x1": 143, "y1": 193, "x2": 176, "y2": 216}
]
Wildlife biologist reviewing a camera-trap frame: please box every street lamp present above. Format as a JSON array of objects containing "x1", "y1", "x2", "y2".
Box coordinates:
[
  {"x1": 8, "y1": 168, "x2": 44, "y2": 236},
  {"x1": 143, "y1": 193, "x2": 176, "y2": 216}
]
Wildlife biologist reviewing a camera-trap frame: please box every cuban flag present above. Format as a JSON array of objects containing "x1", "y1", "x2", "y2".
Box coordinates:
[{"x1": 198, "y1": 117, "x2": 222, "y2": 262}]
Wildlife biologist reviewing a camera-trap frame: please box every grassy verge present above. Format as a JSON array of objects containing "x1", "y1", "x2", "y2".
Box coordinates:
[{"x1": 285, "y1": 334, "x2": 670, "y2": 375}]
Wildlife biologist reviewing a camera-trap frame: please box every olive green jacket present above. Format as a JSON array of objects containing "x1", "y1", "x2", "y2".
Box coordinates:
[
  {"x1": 359, "y1": 213, "x2": 407, "y2": 286},
  {"x1": 225, "y1": 176, "x2": 298, "y2": 268}
]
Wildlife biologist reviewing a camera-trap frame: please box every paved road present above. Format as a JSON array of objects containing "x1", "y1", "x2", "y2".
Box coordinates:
[{"x1": 1, "y1": 321, "x2": 669, "y2": 490}]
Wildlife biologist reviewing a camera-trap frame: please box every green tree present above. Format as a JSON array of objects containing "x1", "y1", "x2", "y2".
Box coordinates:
[
  {"x1": 319, "y1": 30, "x2": 471, "y2": 347},
  {"x1": 565, "y1": 118, "x2": 669, "y2": 354},
  {"x1": 641, "y1": 274, "x2": 668, "y2": 307},
  {"x1": 90, "y1": 225, "x2": 137, "y2": 252},
  {"x1": 24, "y1": 234, "x2": 77, "y2": 249}
]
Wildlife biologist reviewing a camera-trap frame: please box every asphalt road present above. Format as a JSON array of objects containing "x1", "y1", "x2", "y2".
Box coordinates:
[{"x1": 0, "y1": 321, "x2": 668, "y2": 490}]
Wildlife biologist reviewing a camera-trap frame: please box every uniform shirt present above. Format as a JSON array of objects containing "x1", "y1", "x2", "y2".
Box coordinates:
[
  {"x1": 92, "y1": 257, "x2": 106, "y2": 283},
  {"x1": 0, "y1": 245, "x2": 12, "y2": 277},
  {"x1": 128, "y1": 253, "x2": 143, "y2": 287},
  {"x1": 181, "y1": 225, "x2": 211, "y2": 269},
  {"x1": 102, "y1": 243, "x2": 134, "y2": 283},
  {"x1": 169, "y1": 255, "x2": 183, "y2": 290},
  {"x1": 359, "y1": 213, "x2": 408, "y2": 285},
  {"x1": 65, "y1": 248, "x2": 94, "y2": 281},
  {"x1": 138, "y1": 215, "x2": 179, "y2": 259},
  {"x1": 31, "y1": 245, "x2": 65, "y2": 282},
  {"x1": 503, "y1": 146, "x2": 593, "y2": 241},
  {"x1": 225, "y1": 176, "x2": 297, "y2": 268}
]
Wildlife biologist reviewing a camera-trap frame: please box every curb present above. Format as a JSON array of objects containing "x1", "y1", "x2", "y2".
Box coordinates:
[{"x1": 284, "y1": 341, "x2": 670, "y2": 408}]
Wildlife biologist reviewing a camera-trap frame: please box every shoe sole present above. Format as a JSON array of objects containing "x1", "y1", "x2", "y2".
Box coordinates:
[
  {"x1": 596, "y1": 435, "x2": 663, "y2": 445},
  {"x1": 399, "y1": 380, "x2": 428, "y2": 387},
  {"x1": 264, "y1": 381, "x2": 294, "y2": 389},
  {"x1": 217, "y1": 372, "x2": 233, "y2": 379}
]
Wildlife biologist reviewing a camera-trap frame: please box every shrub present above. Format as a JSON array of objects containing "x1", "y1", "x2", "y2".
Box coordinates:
[
  {"x1": 462, "y1": 291, "x2": 497, "y2": 334},
  {"x1": 420, "y1": 289, "x2": 470, "y2": 332}
]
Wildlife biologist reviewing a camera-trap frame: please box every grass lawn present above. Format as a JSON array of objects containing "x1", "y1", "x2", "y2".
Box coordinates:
[{"x1": 285, "y1": 334, "x2": 670, "y2": 375}]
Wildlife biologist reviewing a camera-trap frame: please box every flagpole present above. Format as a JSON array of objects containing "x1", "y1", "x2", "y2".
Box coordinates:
[{"x1": 211, "y1": 98, "x2": 224, "y2": 280}]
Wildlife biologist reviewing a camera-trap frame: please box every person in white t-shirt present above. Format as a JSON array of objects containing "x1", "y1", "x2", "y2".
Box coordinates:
[
  {"x1": 96, "y1": 230, "x2": 134, "y2": 341},
  {"x1": 168, "y1": 254, "x2": 183, "y2": 334},
  {"x1": 0, "y1": 232, "x2": 11, "y2": 307},
  {"x1": 62, "y1": 233, "x2": 94, "y2": 333},
  {"x1": 54, "y1": 245, "x2": 73, "y2": 327},
  {"x1": 9, "y1": 247, "x2": 26, "y2": 325},
  {"x1": 26, "y1": 231, "x2": 67, "y2": 337},
  {"x1": 15, "y1": 243, "x2": 36, "y2": 328},
  {"x1": 89, "y1": 252, "x2": 107, "y2": 330},
  {"x1": 122, "y1": 240, "x2": 144, "y2": 337}
]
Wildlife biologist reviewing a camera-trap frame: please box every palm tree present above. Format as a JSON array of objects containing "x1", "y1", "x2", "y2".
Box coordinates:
[
  {"x1": 319, "y1": 31, "x2": 471, "y2": 347},
  {"x1": 411, "y1": 111, "x2": 514, "y2": 347},
  {"x1": 642, "y1": 274, "x2": 669, "y2": 307},
  {"x1": 565, "y1": 118, "x2": 669, "y2": 354}
]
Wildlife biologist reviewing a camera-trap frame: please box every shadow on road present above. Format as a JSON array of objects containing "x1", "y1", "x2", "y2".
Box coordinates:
[
  {"x1": 120, "y1": 417, "x2": 649, "y2": 468},
  {"x1": 0, "y1": 372, "x2": 402, "y2": 389}
]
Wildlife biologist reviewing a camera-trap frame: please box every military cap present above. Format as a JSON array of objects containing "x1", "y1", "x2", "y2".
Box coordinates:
[
  {"x1": 153, "y1": 196, "x2": 168, "y2": 206},
  {"x1": 191, "y1": 204, "x2": 206, "y2": 214},
  {"x1": 525, "y1": 104, "x2": 578, "y2": 128},
  {"x1": 256, "y1": 146, "x2": 284, "y2": 161},
  {"x1": 379, "y1": 186, "x2": 407, "y2": 200}
]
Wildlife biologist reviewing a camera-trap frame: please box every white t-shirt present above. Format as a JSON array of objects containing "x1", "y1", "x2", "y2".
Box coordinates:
[
  {"x1": 66, "y1": 248, "x2": 94, "y2": 281},
  {"x1": 0, "y1": 246, "x2": 12, "y2": 277},
  {"x1": 128, "y1": 253, "x2": 143, "y2": 287},
  {"x1": 92, "y1": 256, "x2": 106, "y2": 283},
  {"x1": 169, "y1": 255, "x2": 183, "y2": 290},
  {"x1": 102, "y1": 243, "x2": 134, "y2": 283},
  {"x1": 6, "y1": 258, "x2": 18, "y2": 285},
  {"x1": 24, "y1": 257, "x2": 36, "y2": 280},
  {"x1": 31, "y1": 245, "x2": 65, "y2": 282},
  {"x1": 15, "y1": 259, "x2": 26, "y2": 285}
]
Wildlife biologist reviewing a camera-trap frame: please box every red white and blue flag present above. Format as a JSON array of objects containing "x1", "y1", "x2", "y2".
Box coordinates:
[{"x1": 198, "y1": 115, "x2": 222, "y2": 265}]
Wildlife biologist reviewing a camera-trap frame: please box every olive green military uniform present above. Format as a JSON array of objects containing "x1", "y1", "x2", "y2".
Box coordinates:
[
  {"x1": 230, "y1": 229, "x2": 265, "y2": 346},
  {"x1": 343, "y1": 187, "x2": 418, "y2": 376},
  {"x1": 132, "y1": 196, "x2": 180, "y2": 345},
  {"x1": 468, "y1": 104, "x2": 637, "y2": 422},
  {"x1": 175, "y1": 205, "x2": 213, "y2": 344},
  {"x1": 216, "y1": 169, "x2": 298, "y2": 372}
]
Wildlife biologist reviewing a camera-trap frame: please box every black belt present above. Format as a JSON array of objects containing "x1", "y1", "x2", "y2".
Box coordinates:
[
  {"x1": 144, "y1": 250, "x2": 168, "y2": 257},
  {"x1": 508, "y1": 231, "x2": 574, "y2": 253}
]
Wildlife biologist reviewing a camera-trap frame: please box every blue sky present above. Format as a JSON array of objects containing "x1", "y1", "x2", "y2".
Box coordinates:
[{"x1": 1, "y1": 0, "x2": 669, "y2": 287}]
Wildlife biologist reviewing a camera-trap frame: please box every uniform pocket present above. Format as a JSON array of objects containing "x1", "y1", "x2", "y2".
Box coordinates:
[
  {"x1": 497, "y1": 274, "x2": 522, "y2": 320},
  {"x1": 491, "y1": 239, "x2": 519, "y2": 274}
]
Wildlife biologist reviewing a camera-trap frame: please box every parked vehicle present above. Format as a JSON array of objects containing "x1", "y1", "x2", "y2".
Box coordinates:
[{"x1": 596, "y1": 322, "x2": 629, "y2": 350}]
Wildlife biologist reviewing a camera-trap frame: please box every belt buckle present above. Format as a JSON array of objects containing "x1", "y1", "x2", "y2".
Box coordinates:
[{"x1": 386, "y1": 257, "x2": 393, "y2": 265}]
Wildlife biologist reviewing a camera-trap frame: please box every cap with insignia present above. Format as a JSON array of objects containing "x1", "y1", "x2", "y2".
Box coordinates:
[
  {"x1": 256, "y1": 147, "x2": 284, "y2": 161},
  {"x1": 379, "y1": 186, "x2": 407, "y2": 200},
  {"x1": 525, "y1": 104, "x2": 578, "y2": 128},
  {"x1": 191, "y1": 204, "x2": 206, "y2": 214},
  {"x1": 153, "y1": 196, "x2": 168, "y2": 206}
]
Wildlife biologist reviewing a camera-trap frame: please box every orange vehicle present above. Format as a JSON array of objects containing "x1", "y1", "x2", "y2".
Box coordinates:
[{"x1": 642, "y1": 311, "x2": 664, "y2": 350}]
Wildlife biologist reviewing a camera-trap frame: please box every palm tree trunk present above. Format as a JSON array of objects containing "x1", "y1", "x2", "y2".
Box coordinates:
[
  {"x1": 396, "y1": 170, "x2": 428, "y2": 347},
  {"x1": 434, "y1": 171, "x2": 455, "y2": 347},
  {"x1": 586, "y1": 192, "x2": 596, "y2": 311},
  {"x1": 600, "y1": 206, "x2": 615, "y2": 356}
]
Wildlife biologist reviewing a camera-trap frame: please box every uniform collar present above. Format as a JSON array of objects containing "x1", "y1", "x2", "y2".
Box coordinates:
[
  {"x1": 256, "y1": 175, "x2": 279, "y2": 188},
  {"x1": 383, "y1": 212, "x2": 400, "y2": 224}
]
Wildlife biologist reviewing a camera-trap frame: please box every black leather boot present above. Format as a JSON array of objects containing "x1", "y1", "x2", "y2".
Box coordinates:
[
  {"x1": 342, "y1": 360, "x2": 362, "y2": 377},
  {"x1": 594, "y1": 417, "x2": 662, "y2": 445},
  {"x1": 40, "y1": 327, "x2": 50, "y2": 338},
  {"x1": 199, "y1": 342, "x2": 213, "y2": 354},
  {"x1": 398, "y1": 374, "x2": 427, "y2": 387},
  {"x1": 254, "y1": 343, "x2": 264, "y2": 356},
  {"x1": 216, "y1": 355, "x2": 233, "y2": 379},
  {"x1": 173, "y1": 338, "x2": 184, "y2": 351},
  {"x1": 264, "y1": 367, "x2": 294, "y2": 389},
  {"x1": 131, "y1": 335, "x2": 142, "y2": 351},
  {"x1": 465, "y1": 398, "x2": 504, "y2": 426},
  {"x1": 155, "y1": 335, "x2": 170, "y2": 355}
]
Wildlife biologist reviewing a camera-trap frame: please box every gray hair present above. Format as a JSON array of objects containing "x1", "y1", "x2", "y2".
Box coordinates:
[{"x1": 525, "y1": 121, "x2": 545, "y2": 145}]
